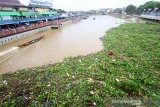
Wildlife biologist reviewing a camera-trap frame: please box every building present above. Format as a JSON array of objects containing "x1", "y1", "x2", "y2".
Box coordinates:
[
  {"x1": 113, "y1": 8, "x2": 123, "y2": 14},
  {"x1": 0, "y1": 0, "x2": 63, "y2": 45},
  {"x1": 98, "y1": 8, "x2": 113, "y2": 15},
  {"x1": 141, "y1": 8, "x2": 160, "y2": 20}
]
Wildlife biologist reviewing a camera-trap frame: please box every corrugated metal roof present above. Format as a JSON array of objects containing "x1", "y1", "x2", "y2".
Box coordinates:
[
  {"x1": 0, "y1": 16, "x2": 60, "y2": 25},
  {"x1": 0, "y1": 11, "x2": 21, "y2": 16},
  {"x1": 0, "y1": 0, "x2": 25, "y2": 7}
]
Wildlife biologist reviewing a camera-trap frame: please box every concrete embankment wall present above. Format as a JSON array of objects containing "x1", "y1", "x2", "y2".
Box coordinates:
[
  {"x1": 0, "y1": 18, "x2": 81, "y2": 46},
  {"x1": 140, "y1": 15, "x2": 160, "y2": 21},
  {"x1": 0, "y1": 26, "x2": 51, "y2": 46}
]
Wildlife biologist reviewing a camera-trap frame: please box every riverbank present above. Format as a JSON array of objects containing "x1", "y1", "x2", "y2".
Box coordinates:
[
  {"x1": 0, "y1": 23, "x2": 160, "y2": 106},
  {"x1": 109, "y1": 14, "x2": 147, "y2": 23}
]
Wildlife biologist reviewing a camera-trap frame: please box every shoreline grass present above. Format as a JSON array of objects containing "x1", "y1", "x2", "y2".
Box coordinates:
[{"x1": 0, "y1": 23, "x2": 160, "y2": 106}]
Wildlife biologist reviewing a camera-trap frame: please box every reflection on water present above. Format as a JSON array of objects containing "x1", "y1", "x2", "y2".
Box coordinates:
[
  {"x1": 111, "y1": 14, "x2": 147, "y2": 23},
  {"x1": 0, "y1": 15, "x2": 126, "y2": 74}
]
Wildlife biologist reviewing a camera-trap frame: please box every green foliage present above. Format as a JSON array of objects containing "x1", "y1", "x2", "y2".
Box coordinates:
[
  {"x1": 87, "y1": 10, "x2": 97, "y2": 14},
  {"x1": 136, "y1": 1, "x2": 160, "y2": 14},
  {"x1": 54, "y1": 9, "x2": 66, "y2": 13},
  {"x1": 142, "y1": 1, "x2": 160, "y2": 8},
  {"x1": 125, "y1": 4, "x2": 136, "y2": 14}
]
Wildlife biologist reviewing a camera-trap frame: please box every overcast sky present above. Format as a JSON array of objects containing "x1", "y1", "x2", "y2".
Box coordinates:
[
  {"x1": 19, "y1": 0, "x2": 160, "y2": 11},
  {"x1": 53, "y1": 0, "x2": 160, "y2": 11}
]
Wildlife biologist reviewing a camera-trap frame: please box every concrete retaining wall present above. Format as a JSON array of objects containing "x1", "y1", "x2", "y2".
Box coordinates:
[
  {"x1": 140, "y1": 15, "x2": 160, "y2": 20},
  {"x1": 0, "y1": 26, "x2": 51, "y2": 45}
]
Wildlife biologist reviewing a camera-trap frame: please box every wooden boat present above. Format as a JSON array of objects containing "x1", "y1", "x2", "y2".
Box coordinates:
[
  {"x1": 82, "y1": 16, "x2": 88, "y2": 19},
  {"x1": 18, "y1": 35, "x2": 45, "y2": 47},
  {"x1": 51, "y1": 24, "x2": 62, "y2": 29},
  {"x1": 83, "y1": 17, "x2": 87, "y2": 19}
]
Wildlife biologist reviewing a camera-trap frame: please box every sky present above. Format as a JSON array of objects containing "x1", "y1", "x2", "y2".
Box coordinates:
[
  {"x1": 52, "y1": 0, "x2": 160, "y2": 11},
  {"x1": 19, "y1": 0, "x2": 160, "y2": 11}
]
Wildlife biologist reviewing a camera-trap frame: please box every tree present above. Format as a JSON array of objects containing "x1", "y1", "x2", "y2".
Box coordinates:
[
  {"x1": 125, "y1": 4, "x2": 136, "y2": 14},
  {"x1": 136, "y1": 6, "x2": 144, "y2": 15},
  {"x1": 53, "y1": 9, "x2": 66, "y2": 13},
  {"x1": 143, "y1": 1, "x2": 160, "y2": 8},
  {"x1": 87, "y1": 10, "x2": 97, "y2": 14},
  {"x1": 113, "y1": 8, "x2": 122, "y2": 14},
  {"x1": 136, "y1": 1, "x2": 160, "y2": 14}
]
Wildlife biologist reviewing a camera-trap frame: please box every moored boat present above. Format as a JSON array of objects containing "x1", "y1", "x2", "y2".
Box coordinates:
[
  {"x1": 51, "y1": 24, "x2": 62, "y2": 29},
  {"x1": 83, "y1": 17, "x2": 88, "y2": 19}
]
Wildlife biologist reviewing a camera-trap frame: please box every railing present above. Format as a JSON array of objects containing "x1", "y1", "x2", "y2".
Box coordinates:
[
  {"x1": 140, "y1": 15, "x2": 160, "y2": 20},
  {"x1": 0, "y1": 19, "x2": 64, "y2": 38}
]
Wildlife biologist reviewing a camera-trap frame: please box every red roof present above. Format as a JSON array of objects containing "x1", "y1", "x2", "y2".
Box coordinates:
[{"x1": 0, "y1": 0, "x2": 25, "y2": 7}]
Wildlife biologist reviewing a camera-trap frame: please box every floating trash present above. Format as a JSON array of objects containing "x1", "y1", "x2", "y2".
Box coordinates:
[{"x1": 65, "y1": 83, "x2": 72, "y2": 89}]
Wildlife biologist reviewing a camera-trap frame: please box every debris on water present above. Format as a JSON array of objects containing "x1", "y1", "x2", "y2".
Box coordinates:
[
  {"x1": 29, "y1": 96, "x2": 36, "y2": 100},
  {"x1": 117, "y1": 56, "x2": 129, "y2": 62},
  {"x1": 108, "y1": 50, "x2": 116, "y2": 56},
  {"x1": 79, "y1": 59, "x2": 82, "y2": 63},
  {"x1": 87, "y1": 78, "x2": 94, "y2": 82},
  {"x1": 88, "y1": 66, "x2": 92, "y2": 69},
  {"x1": 100, "y1": 81, "x2": 106, "y2": 86},
  {"x1": 99, "y1": 37, "x2": 104, "y2": 41},
  {"x1": 143, "y1": 96, "x2": 149, "y2": 100},
  {"x1": 65, "y1": 83, "x2": 72, "y2": 89},
  {"x1": 3, "y1": 80, "x2": 7, "y2": 85},
  {"x1": 93, "y1": 102, "x2": 96, "y2": 106},
  {"x1": 75, "y1": 80, "x2": 82, "y2": 84},
  {"x1": 92, "y1": 72, "x2": 95, "y2": 75},
  {"x1": 47, "y1": 84, "x2": 51, "y2": 87},
  {"x1": 66, "y1": 73, "x2": 70, "y2": 77},
  {"x1": 42, "y1": 98, "x2": 55, "y2": 105},
  {"x1": 24, "y1": 96, "x2": 28, "y2": 100},
  {"x1": 72, "y1": 75, "x2": 75, "y2": 78},
  {"x1": 157, "y1": 84, "x2": 160, "y2": 90},
  {"x1": 115, "y1": 78, "x2": 120, "y2": 82},
  {"x1": 112, "y1": 59, "x2": 116, "y2": 62},
  {"x1": 90, "y1": 91, "x2": 94, "y2": 95}
]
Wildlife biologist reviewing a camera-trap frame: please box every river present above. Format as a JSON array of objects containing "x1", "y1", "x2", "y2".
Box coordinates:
[{"x1": 0, "y1": 15, "x2": 127, "y2": 74}]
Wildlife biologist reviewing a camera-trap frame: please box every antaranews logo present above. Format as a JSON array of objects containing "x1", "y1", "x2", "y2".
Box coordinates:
[{"x1": 105, "y1": 97, "x2": 160, "y2": 107}]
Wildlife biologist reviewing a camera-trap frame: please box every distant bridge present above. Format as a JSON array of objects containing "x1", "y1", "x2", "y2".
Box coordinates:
[{"x1": 140, "y1": 8, "x2": 160, "y2": 21}]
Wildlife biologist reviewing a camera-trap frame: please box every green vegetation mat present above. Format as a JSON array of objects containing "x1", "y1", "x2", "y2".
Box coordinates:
[{"x1": 0, "y1": 23, "x2": 160, "y2": 106}]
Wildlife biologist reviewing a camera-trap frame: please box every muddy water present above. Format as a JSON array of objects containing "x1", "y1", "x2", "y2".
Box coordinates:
[{"x1": 0, "y1": 15, "x2": 126, "y2": 74}]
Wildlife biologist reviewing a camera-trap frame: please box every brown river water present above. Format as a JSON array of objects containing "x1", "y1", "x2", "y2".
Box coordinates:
[{"x1": 0, "y1": 15, "x2": 129, "y2": 74}]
